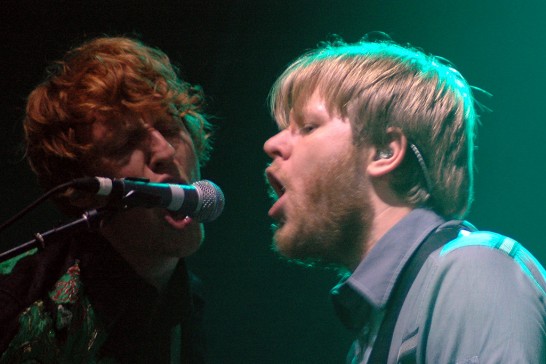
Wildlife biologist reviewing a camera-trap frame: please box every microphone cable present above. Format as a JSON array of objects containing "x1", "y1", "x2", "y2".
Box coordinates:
[{"x1": 0, "y1": 180, "x2": 77, "y2": 235}]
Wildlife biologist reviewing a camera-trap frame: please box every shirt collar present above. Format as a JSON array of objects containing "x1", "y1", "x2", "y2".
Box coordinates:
[
  {"x1": 331, "y1": 208, "x2": 445, "y2": 329},
  {"x1": 78, "y1": 233, "x2": 195, "y2": 328}
]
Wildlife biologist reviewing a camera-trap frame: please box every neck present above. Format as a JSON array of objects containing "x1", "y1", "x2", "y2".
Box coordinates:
[
  {"x1": 114, "y1": 247, "x2": 179, "y2": 292},
  {"x1": 368, "y1": 205, "x2": 412, "y2": 250},
  {"x1": 358, "y1": 192, "x2": 413, "y2": 267},
  {"x1": 99, "y1": 228, "x2": 179, "y2": 292}
]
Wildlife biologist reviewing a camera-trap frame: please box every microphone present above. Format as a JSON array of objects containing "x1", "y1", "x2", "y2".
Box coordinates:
[{"x1": 72, "y1": 177, "x2": 225, "y2": 222}]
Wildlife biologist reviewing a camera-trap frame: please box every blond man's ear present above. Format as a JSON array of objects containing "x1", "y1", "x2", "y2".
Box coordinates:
[{"x1": 367, "y1": 127, "x2": 407, "y2": 178}]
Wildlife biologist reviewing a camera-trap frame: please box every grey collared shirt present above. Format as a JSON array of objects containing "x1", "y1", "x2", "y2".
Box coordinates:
[{"x1": 332, "y1": 208, "x2": 546, "y2": 363}]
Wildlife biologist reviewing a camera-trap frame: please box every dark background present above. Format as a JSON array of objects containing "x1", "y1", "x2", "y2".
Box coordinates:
[{"x1": 1, "y1": 1, "x2": 545, "y2": 362}]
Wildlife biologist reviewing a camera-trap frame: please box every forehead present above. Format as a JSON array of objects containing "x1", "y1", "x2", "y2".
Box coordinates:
[
  {"x1": 88, "y1": 113, "x2": 188, "y2": 142},
  {"x1": 291, "y1": 91, "x2": 327, "y2": 116},
  {"x1": 288, "y1": 90, "x2": 340, "y2": 123},
  {"x1": 80, "y1": 112, "x2": 145, "y2": 142}
]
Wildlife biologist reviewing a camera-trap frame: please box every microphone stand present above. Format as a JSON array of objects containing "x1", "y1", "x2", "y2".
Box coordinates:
[
  {"x1": 0, "y1": 208, "x2": 109, "y2": 263},
  {"x1": 0, "y1": 187, "x2": 181, "y2": 264}
]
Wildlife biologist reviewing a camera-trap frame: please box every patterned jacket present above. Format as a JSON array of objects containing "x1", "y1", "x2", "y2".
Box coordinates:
[{"x1": 0, "y1": 231, "x2": 205, "y2": 363}]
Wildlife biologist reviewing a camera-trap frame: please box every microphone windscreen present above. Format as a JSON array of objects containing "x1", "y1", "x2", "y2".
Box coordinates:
[{"x1": 193, "y1": 180, "x2": 225, "y2": 222}]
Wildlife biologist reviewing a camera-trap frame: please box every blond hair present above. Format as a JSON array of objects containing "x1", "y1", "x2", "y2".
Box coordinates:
[{"x1": 270, "y1": 37, "x2": 477, "y2": 218}]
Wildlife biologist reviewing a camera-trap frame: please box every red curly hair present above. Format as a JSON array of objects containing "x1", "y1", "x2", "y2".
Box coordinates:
[{"x1": 24, "y1": 37, "x2": 212, "y2": 215}]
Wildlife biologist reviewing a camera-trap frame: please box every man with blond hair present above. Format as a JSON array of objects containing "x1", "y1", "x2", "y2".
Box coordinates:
[{"x1": 264, "y1": 33, "x2": 546, "y2": 363}]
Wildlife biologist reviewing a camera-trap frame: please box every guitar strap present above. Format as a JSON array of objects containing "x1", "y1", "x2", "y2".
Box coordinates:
[{"x1": 368, "y1": 222, "x2": 466, "y2": 363}]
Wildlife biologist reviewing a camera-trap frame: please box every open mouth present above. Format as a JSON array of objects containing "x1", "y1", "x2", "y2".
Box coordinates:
[
  {"x1": 265, "y1": 170, "x2": 287, "y2": 224},
  {"x1": 165, "y1": 213, "x2": 193, "y2": 229},
  {"x1": 266, "y1": 172, "x2": 286, "y2": 200}
]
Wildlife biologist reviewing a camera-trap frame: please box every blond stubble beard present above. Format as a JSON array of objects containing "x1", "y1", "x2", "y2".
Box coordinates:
[{"x1": 272, "y1": 145, "x2": 374, "y2": 269}]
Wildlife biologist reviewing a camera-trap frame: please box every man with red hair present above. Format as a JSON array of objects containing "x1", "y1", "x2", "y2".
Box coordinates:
[{"x1": 0, "y1": 37, "x2": 213, "y2": 363}]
